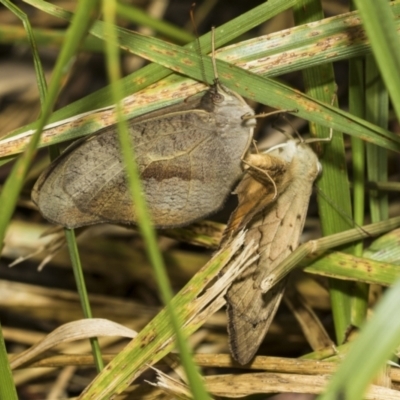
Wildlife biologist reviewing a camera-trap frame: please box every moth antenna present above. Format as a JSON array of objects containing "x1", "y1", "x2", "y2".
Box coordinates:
[
  {"x1": 286, "y1": 116, "x2": 304, "y2": 143},
  {"x1": 305, "y1": 94, "x2": 336, "y2": 144},
  {"x1": 242, "y1": 159, "x2": 278, "y2": 200},
  {"x1": 304, "y1": 126, "x2": 333, "y2": 145},
  {"x1": 190, "y1": 3, "x2": 208, "y2": 86},
  {"x1": 242, "y1": 108, "x2": 297, "y2": 121},
  {"x1": 314, "y1": 185, "x2": 370, "y2": 236}
]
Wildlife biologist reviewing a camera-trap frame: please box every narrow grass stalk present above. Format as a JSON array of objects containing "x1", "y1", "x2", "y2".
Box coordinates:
[
  {"x1": 365, "y1": 56, "x2": 389, "y2": 223},
  {"x1": 0, "y1": 322, "x2": 17, "y2": 400},
  {"x1": 64, "y1": 230, "x2": 104, "y2": 372},
  {"x1": 293, "y1": 0, "x2": 353, "y2": 344},
  {"x1": 354, "y1": 0, "x2": 400, "y2": 121},
  {"x1": 99, "y1": 1, "x2": 210, "y2": 398},
  {"x1": 0, "y1": 1, "x2": 49, "y2": 395},
  {"x1": 349, "y1": 53, "x2": 368, "y2": 327},
  {"x1": 116, "y1": 3, "x2": 194, "y2": 44},
  {"x1": 1, "y1": 0, "x2": 47, "y2": 105},
  {"x1": 320, "y1": 1, "x2": 400, "y2": 397},
  {"x1": 262, "y1": 217, "x2": 400, "y2": 294},
  {"x1": 319, "y1": 277, "x2": 400, "y2": 400},
  {"x1": 0, "y1": 0, "x2": 100, "y2": 252}
]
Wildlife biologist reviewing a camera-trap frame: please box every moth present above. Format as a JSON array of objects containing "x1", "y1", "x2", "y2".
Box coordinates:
[
  {"x1": 224, "y1": 139, "x2": 321, "y2": 365},
  {"x1": 32, "y1": 81, "x2": 256, "y2": 229}
]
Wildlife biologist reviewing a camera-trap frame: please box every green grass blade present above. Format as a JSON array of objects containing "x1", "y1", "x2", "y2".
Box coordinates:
[
  {"x1": 349, "y1": 49, "x2": 368, "y2": 327},
  {"x1": 293, "y1": 0, "x2": 353, "y2": 344},
  {"x1": 319, "y1": 278, "x2": 400, "y2": 400},
  {"x1": 305, "y1": 227, "x2": 400, "y2": 286},
  {"x1": 0, "y1": 0, "x2": 100, "y2": 253},
  {"x1": 0, "y1": 24, "x2": 106, "y2": 52},
  {"x1": 304, "y1": 251, "x2": 400, "y2": 287},
  {"x1": 0, "y1": 322, "x2": 17, "y2": 400},
  {"x1": 78, "y1": 235, "x2": 250, "y2": 399},
  {"x1": 65, "y1": 229, "x2": 104, "y2": 372},
  {"x1": 1, "y1": 47, "x2": 399, "y2": 159},
  {"x1": 253, "y1": 217, "x2": 400, "y2": 299},
  {"x1": 0, "y1": 2, "x2": 48, "y2": 396},
  {"x1": 365, "y1": 56, "x2": 389, "y2": 222},
  {"x1": 100, "y1": 1, "x2": 209, "y2": 397},
  {"x1": 354, "y1": 0, "x2": 400, "y2": 120},
  {"x1": 318, "y1": 2, "x2": 400, "y2": 396},
  {"x1": 6, "y1": 0, "x2": 298, "y2": 120},
  {"x1": 3, "y1": 5, "x2": 400, "y2": 160},
  {"x1": 116, "y1": 3, "x2": 194, "y2": 44},
  {"x1": 1, "y1": 0, "x2": 47, "y2": 105}
]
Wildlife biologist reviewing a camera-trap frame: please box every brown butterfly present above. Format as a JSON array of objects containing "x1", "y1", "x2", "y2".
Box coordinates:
[
  {"x1": 32, "y1": 82, "x2": 256, "y2": 229},
  {"x1": 224, "y1": 139, "x2": 320, "y2": 364}
]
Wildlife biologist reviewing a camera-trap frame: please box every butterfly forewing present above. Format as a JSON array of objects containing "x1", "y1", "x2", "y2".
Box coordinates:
[{"x1": 32, "y1": 83, "x2": 256, "y2": 228}]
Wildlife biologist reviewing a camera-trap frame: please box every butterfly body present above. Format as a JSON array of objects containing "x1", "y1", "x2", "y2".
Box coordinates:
[{"x1": 32, "y1": 83, "x2": 256, "y2": 228}]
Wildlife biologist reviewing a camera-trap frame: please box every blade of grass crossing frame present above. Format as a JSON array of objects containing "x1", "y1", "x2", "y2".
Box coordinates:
[
  {"x1": 2, "y1": 4, "x2": 399, "y2": 160},
  {"x1": 293, "y1": 0, "x2": 353, "y2": 344},
  {"x1": 3, "y1": 2, "x2": 400, "y2": 159},
  {"x1": 319, "y1": 278, "x2": 400, "y2": 400},
  {"x1": 116, "y1": 2, "x2": 194, "y2": 44},
  {"x1": 65, "y1": 229, "x2": 104, "y2": 372},
  {"x1": 99, "y1": 1, "x2": 210, "y2": 398},
  {"x1": 37, "y1": 6, "x2": 104, "y2": 368},
  {"x1": 348, "y1": 52, "x2": 368, "y2": 328},
  {"x1": 1, "y1": 0, "x2": 47, "y2": 105},
  {"x1": 0, "y1": 1, "x2": 48, "y2": 396},
  {"x1": 320, "y1": 1, "x2": 400, "y2": 397},
  {"x1": 353, "y1": 0, "x2": 400, "y2": 121},
  {"x1": 365, "y1": 55, "x2": 389, "y2": 222},
  {"x1": 349, "y1": 0, "x2": 368, "y2": 328},
  {"x1": 0, "y1": 0, "x2": 101, "y2": 253},
  {"x1": 20, "y1": 0, "x2": 298, "y2": 118},
  {"x1": 0, "y1": 322, "x2": 17, "y2": 399}
]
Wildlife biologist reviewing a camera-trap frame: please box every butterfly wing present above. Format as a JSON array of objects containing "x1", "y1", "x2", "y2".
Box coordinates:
[{"x1": 33, "y1": 110, "x2": 247, "y2": 228}]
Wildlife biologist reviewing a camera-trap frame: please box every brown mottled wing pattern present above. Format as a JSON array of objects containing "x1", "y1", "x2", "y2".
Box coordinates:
[
  {"x1": 225, "y1": 141, "x2": 320, "y2": 364},
  {"x1": 221, "y1": 153, "x2": 291, "y2": 245},
  {"x1": 32, "y1": 84, "x2": 256, "y2": 229}
]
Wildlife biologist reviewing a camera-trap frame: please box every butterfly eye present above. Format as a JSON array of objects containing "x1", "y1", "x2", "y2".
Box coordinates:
[{"x1": 212, "y1": 93, "x2": 225, "y2": 103}]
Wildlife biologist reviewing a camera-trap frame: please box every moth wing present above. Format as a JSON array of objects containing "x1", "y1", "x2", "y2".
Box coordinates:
[
  {"x1": 221, "y1": 153, "x2": 290, "y2": 244},
  {"x1": 226, "y1": 147, "x2": 318, "y2": 364},
  {"x1": 226, "y1": 203, "x2": 287, "y2": 365}
]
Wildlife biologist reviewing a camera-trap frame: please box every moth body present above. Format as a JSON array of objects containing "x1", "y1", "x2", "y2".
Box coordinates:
[{"x1": 225, "y1": 140, "x2": 320, "y2": 365}]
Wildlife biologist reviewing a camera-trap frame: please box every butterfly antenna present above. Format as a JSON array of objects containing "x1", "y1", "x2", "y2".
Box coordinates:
[
  {"x1": 190, "y1": 3, "x2": 208, "y2": 86},
  {"x1": 211, "y1": 27, "x2": 219, "y2": 84}
]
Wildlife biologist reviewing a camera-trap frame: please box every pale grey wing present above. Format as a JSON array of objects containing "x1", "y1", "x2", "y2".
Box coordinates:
[
  {"x1": 226, "y1": 179, "x2": 313, "y2": 365},
  {"x1": 133, "y1": 111, "x2": 245, "y2": 227},
  {"x1": 57, "y1": 111, "x2": 242, "y2": 228},
  {"x1": 32, "y1": 135, "x2": 109, "y2": 228}
]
